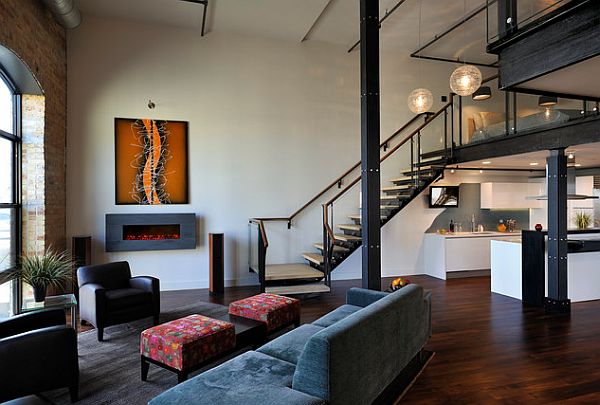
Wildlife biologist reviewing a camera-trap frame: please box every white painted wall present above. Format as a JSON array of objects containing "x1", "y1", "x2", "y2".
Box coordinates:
[
  {"x1": 335, "y1": 169, "x2": 539, "y2": 278},
  {"x1": 66, "y1": 15, "x2": 475, "y2": 290}
]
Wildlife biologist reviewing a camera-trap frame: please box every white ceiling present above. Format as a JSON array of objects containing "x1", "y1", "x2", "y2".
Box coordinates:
[
  {"x1": 458, "y1": 142, "x2": 600, "y2": 171},
  {"x1": 75, "y1": 0, "x2": 497, "y2": 64}
]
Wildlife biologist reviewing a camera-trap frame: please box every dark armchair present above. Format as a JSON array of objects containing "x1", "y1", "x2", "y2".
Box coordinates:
[
  {"x1": 0, "y1": 309, "x2": 79, "y2": 403},
  {"x1": 77, "y1": 261, "x2": 160, "y2": 342}
]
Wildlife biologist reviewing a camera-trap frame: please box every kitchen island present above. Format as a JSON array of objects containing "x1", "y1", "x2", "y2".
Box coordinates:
[
  {"x1": 491, "y1": 230, "x2": 600, "y2": 303},
  {"x1": 424, "y1": 231, "x2": 522, "y2": 280}
]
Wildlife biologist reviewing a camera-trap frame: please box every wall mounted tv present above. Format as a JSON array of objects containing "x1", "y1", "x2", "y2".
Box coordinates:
[{"x1": 429, "y1": 186, "x2": 459, "y2": 208}]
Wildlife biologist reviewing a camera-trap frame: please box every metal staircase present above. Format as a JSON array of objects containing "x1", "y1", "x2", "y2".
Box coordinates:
[{"x1": 249, "y1": 95, "x2": 456, "y2": 295}]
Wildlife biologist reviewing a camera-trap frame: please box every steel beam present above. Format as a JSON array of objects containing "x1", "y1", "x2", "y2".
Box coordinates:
[
  {"x1": 545, "y1": 149, "x2": 570, "y2": 313},
  {"x1": 360, "y1": 0, "x2": 381, "y2": 291}
]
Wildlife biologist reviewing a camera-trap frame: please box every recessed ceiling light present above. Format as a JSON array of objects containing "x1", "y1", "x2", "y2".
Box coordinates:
[
  {"x1": 529, "y1": 162, "x2": 539, "y2": 166},
  {"x1": 479, "y1": 169, "x2": 483, "y2": 174},
  {"x1": 482, "y1": 161, "x2": 491, "y2": 165},
  {"x1": 450, "y1": 169, "x2": 455, "y2": 174},
  {"x1": 568, "y1": 152, "x2": 575, "y2": 159}
]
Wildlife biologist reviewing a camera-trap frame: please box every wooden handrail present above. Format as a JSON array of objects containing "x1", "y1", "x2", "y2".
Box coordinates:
[
  {"x1": 256, "y1": 113, "x2": 430, "y2": 225},
  {"x1": 324, "y1": 95, "x2": 454, "y2": 208}
]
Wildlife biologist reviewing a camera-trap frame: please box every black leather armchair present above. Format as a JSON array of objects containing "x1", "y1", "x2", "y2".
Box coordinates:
[
  {"x1": 77, "y1": 261, "x2": 160, "y2": 341},
  {"x1": 0, "y1": 309, "x2": 79, "y2": 403}
]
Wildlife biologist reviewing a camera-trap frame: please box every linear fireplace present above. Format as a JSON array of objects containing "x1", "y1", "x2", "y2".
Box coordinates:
[{"x1": 106, "y1": 213, "x2": 196, "y2": 252}]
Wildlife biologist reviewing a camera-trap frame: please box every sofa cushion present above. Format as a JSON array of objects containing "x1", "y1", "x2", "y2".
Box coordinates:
[
  {"x1": 257, "y1": 324, "x2": 324, "y2": 364},
  {"x1": 311, "y1": 304, "x2": 362, "y2": 328},
  {"x1": 104, "y1": 288, "x2": 152, "y2": 311},
  {"x1": 148, "y1": 351, "x2": 325, "y2": 405}
]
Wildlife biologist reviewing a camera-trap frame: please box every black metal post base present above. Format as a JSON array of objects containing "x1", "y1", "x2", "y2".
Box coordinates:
[{"x1": 544, "y1": 297, "x2": 571, "y2": 314}]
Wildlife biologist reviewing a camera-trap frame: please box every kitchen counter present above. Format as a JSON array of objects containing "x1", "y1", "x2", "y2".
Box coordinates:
[
  {"x1": 493, "y1": 231, "x2": 600, "y2": 303},
  {"x1": 431, "y1": 231, "x2": 522, "y2": 239},
  {"x1": 424, "y1": 232, "x2": 521, "y2": 280}
]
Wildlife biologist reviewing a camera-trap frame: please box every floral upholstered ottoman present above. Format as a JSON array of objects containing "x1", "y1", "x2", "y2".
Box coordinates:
[
  {"x1": 228, "y1": 293, "x2": 301, "y2": 333},
  {"x1": 140, "y1": 314, "x2": 235, "y2": 383}
]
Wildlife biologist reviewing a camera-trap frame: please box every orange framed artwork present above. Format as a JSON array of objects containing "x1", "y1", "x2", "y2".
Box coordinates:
[{"x1": 115, "y1": 118, "x2": 189, "y2": 205}]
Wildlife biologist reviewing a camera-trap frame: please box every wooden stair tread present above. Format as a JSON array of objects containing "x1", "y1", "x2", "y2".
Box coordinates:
[
  {"x1": 348, "y1": 215, "x2": 385, "y2": 221},
  {"x1": 334, "y1": 233, "x2": 361, "y2": 242},
  {"x1": 302, "y1": 253, "x2": 324, "y2": 265},
  {"x1": 419, "y1": 156, "x2": 445, "y2": 164},
  {"x1": 388, "y1": 176, "x2": 412, "y2": 183},
  {"x1": 265, "y1": 264, "x2": 324, "y2": 281},
  {"x1": 400, "y1": 165, "x2": 434, "y2": 173},
  {"x1": 382, "y1": 185, "x2": 412, "y2": 192},
  {"x1": 338, "y1": 224, "x2": 361, "y2": 231},
  {"x1": 266, "y1": 283, "x2": 330, "y2": 295},
  {"x1": 381, "y1": 195, "x2": 410, "y2": 202},
  {"x1": 314, "y1": 243, "x2": 348, "y2": 253}
]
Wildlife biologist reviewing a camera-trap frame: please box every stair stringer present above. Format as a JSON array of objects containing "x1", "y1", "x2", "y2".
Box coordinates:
[{"x1": 330, "y1": 172, "x2": 443, "y2": 280}]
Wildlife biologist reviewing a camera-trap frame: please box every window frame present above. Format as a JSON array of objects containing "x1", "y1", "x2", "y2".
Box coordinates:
[{"x1": 0, "y1": 68, "x2": 22, "y2": 316}]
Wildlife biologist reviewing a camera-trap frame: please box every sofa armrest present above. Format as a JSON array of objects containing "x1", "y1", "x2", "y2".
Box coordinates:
[
  {"x1": 346, "y1": 287, "x2": 389, "y2": 307},
  {"x1": 130, "y1": 276, "x2": 160, "y2": 319},
  {"x1": 423, "y1": 290, "x2": 432, "y2": 337},
  {"x1": 79, "y1": 282, "x2": 106, "y2": 325},
  {"x1": 0, "y1": 309, "x2": 66, "y2": 339},
  {"x1": 0, "y1": 325, "x2": 78, "y2": 402}
]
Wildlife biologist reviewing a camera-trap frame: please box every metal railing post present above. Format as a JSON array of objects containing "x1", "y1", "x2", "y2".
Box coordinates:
[{"x1": 257, "y1": 227, "x2": 266, "y2": 293}]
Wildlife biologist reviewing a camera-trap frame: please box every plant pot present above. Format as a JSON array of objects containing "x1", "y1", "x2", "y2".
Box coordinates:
[{"x1": 32, "y1": 285, "x2": 47, "y2": 302}]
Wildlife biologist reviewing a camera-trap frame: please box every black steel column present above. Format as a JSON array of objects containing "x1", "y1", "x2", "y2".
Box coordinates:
[
  {"x1": 546, "y1": 148, "x2": 570, "y2": 313},
  {"x1": 498, "y1": 0, "x2": 518, "y2": 39},
  {"x1": 360, "y1": 0, "x2": 381, "y2": 291}
]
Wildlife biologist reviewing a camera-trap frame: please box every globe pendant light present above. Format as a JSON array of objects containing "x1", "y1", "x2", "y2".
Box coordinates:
[
  {"x1": 407, "y1": 0, "x2": 433, "y2": 114},
  {"x1": 450, "y1": 64, "x2": 482, "y2": 96},
  {"x1": 408, "y1": 88, "x2": 433, "y2": 114},
  {"x1": 449, "y1": 0, "x2": 482, "y2": 97}
]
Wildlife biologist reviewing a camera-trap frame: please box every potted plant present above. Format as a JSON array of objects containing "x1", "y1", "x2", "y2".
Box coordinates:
[
  {"x1": 574, "y1": 211, "x2": 592, "y2": 230},
  {"x1": 1, "y1": 248, "x2": 73, "y2": 302}
]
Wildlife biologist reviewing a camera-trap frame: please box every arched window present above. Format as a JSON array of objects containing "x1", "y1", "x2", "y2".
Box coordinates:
[{"x1": 0, "y1": 70, "x2": 21, "y2": 318}]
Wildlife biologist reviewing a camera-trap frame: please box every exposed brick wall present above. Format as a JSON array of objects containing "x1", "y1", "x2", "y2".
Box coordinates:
[{"x1": 0, "y1": 0, "x2": 66, "y2": 250}]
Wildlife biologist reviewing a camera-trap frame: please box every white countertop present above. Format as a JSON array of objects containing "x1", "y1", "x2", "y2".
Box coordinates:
[
  {"x1": 492, "y1": 238, "x2": 522, "y2": 244},
  {"x1": 426, "y1": 231, "x2": 522, "y2": 239}
]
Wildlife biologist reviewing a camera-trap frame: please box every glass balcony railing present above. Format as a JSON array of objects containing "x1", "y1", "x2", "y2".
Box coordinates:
[
  {"x1": 487, "y1": 0, "x2": 575, "y2": 43},
  {"x1": 458, "y1": 77, "x2": 598, "y2": 146}
]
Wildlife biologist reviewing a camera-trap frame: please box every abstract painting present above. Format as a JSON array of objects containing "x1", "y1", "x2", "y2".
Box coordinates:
[{"x1": 115, "y1": 118, "x2": 188, "y2": 205}]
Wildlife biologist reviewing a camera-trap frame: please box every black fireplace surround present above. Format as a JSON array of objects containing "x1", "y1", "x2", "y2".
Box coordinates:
[{"x1": 106, "y1": 213, "x2": 196, "y2": 252}]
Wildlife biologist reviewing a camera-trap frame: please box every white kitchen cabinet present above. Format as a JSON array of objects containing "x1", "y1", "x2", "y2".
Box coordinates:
[
  {"x1": 480, "y1": 182, "x2": 543, "y2": 209},
  {"x1": 424, "y1": 232, "x2": 521, "y2": 280}
]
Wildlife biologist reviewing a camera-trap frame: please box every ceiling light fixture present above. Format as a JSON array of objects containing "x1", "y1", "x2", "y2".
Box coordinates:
[
  {"x1": 407, "y1": 0, "x2": 433, "y2": 114},
  {"x1": 450, "y1": 65, "x2": 482, "y2": 97},
  {"x1": 482, "y1": 161, "x2": 491, "y2": 165},
  {"x1": 479, "y1": 169, "x2": 483, "y2": 174},
  {"x1": 472, "y1": 86, "x2": 491, "y2": 101},
  {"x1": 449, "y1": 0, "x2": 481, "y2": 97},
  {"x1": 529, "y1": 162, "x2": 539, "y2": 166}
]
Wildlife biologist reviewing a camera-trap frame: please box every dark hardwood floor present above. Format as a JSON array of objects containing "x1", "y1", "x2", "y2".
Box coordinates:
[{"x1": 75, "y1": 275, "x2": 600, "y2": 403}]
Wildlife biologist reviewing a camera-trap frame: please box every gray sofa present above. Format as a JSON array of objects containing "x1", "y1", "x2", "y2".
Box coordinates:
[{"x1": 149, "y1": 284, "x2": 431, "y2": 405}]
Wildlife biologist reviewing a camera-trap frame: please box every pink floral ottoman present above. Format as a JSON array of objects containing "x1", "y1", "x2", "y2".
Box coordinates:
[
  {"x1": 228, "y1": 293, "x2": 301, "y2": 333},
  {"x1": 140, "y1": 314, "x2": 235, "y2": 383}
]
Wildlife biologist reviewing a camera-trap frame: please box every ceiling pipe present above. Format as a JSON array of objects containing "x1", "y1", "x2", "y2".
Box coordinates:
[{"x1": 41, "y1": 0, "x2": 82, "y2": 29}]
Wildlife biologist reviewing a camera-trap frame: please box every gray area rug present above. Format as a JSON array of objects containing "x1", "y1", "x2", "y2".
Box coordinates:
[{"x1": 43, "y1": 301, "x2": 247, "y2": 405}]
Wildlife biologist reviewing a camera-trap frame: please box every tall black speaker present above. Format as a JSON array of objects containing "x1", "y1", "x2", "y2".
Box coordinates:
[
  {"x1": 209, "y1": 233, "x2": 224, "y2": 295},
  {"x1": 72, "y1": 236, "x2": 92, "y2": 299}
]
